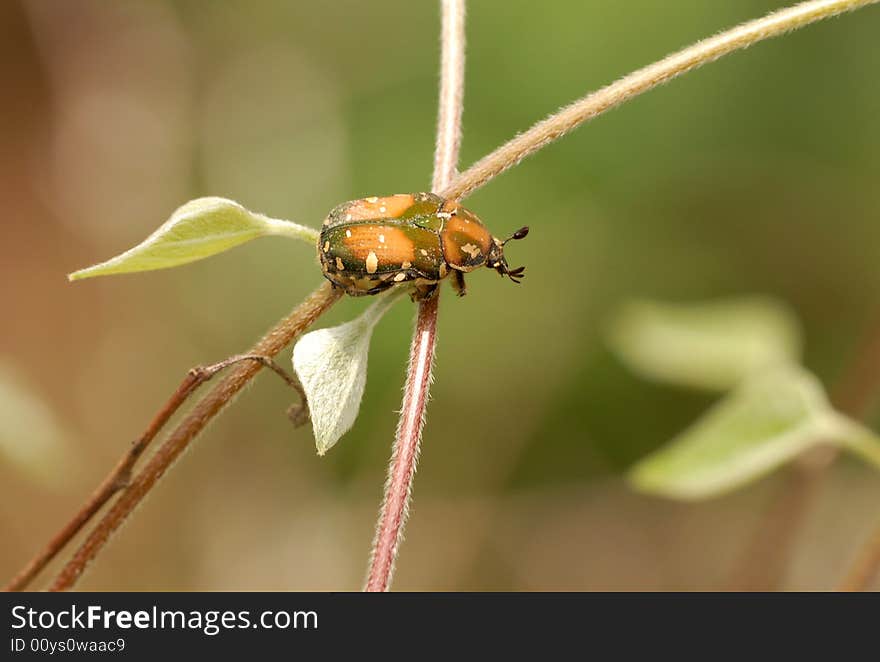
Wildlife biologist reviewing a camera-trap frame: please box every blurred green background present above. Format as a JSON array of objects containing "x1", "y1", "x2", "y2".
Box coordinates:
[{"x1": 2, "y1": 0, "x2": 879, "y2": 590}]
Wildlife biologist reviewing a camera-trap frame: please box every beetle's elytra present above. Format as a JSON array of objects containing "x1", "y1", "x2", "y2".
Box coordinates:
[{"x1": 318, "y1": 193, "x2": 528, "y2": 299}]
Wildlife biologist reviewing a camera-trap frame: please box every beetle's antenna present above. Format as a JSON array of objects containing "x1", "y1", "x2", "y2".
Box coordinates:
[
  {"x1": 502, "y1": 226, "x2": 529, "y2": 245},
  {"x1": 494, "y1": 226, "x2": 528, "y2": 283}
]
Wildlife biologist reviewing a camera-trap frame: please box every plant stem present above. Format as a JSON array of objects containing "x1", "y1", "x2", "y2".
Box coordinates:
[
  {"x1": 6, "y1": 354, "x2": 302, "y2": 592},
  {"x1": 440, "y1": 0, "x2": 879, "y2": 202},
  {"x1": 7, "y1": 370, "x2": 202, "y2": 591},
  {"x1": 365, "y1": 295, "x2": 440, "y2": 591},
  {"x1": 47, "y1": 282, "x2": 341, "y2": 591},
  {"x1": 365, "y1": 0, "x2": 466, "y2": 592},
  {"x1": 431, "y1": 0, "x2": 466, "y2": 193}
]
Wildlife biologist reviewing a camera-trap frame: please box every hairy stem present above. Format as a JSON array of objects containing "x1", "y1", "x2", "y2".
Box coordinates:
[
  {"x1": 48, "y1": 282, "x2": 341, "y2": 591},
  {"x1": 440, "y1": 0, "x2": 879, "y2": 201},
  {"x1": 365, "y1": 0, "x2": 465, "y2": 592},
  {"x1": 431, "y1": 0, "x2": 466, "y2": 193},
  {"x1": 365, "y1": 295, "x2": 440, "y2": 591}
]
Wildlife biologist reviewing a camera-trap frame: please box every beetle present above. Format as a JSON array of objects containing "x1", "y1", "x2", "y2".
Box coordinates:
[{"x1": 317, "y1": 192, "x2": 528, "y2": 299}]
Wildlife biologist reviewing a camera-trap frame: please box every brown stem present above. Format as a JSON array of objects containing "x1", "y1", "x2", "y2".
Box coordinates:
[
  {"x1": 5, "y1": 373, "x2": 199, "y2": 591},
  {"x1": 726, "y1": 315, "x2": 880, "y2": 590},
  {"x1": 47, "y1": 282, "x2": 341, "y2": 591},
  {"x1": 5, "y1": 353, "x2": 305, "y2": 593},
  {"x1": 364, "y1": 0, "x2": 465, "y2": 592},
  {"x1": 365, "y1": 295, "x2": 440, "y2": 591}
]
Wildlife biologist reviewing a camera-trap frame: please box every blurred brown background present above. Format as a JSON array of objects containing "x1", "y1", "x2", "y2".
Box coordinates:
[{"x1": 2, "y1": 0, "x2": 879, "y2": 590}]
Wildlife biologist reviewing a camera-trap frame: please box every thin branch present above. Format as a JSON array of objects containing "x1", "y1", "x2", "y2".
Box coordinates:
[
  {"x1": 48, "y1": 282, "x2": 341, "y2": 591},
  {"x1": 440, "y1": 0, "x2": 879, "y2": 202},
  {"x1": 365, "y1": 0, "x2": 465, "y2": 592},
  {"x1": 6, "y1": 353, "x2": 303, "y2": 592},
  {"x1": 6, "y1": 373, "x2": 199, "y2": 591}
]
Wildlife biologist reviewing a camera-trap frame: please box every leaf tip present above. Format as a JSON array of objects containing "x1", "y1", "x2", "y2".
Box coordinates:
[{"x1": 67, "y1": 269, "x2": 89, "y2": 282}]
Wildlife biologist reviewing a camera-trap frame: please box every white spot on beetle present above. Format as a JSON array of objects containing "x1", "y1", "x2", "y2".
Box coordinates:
[
  {"x1": 345, "y1": 214, "x2": 353, "y2": 221},
  {"x1": 461, "y1": 243, "x2": 481, "y2": 259},
  {"x1": 322, "y1": 241, "x2": 330, "y2": 252},
  {"x1": 345, "y1": 229, "x2": 352, "y2": 238},
  {"x1": 394, "y1": 272, "x2": 407, "y2": 282},
  {"x1": 366, "y1": 251, "x2": 379, "y2": 274},
  {"x1": 439, "y1": 263, "x2": 448, "y2": 278},
  {"x1": 401, "y1": 261, "x2": 412, "y2": 269},
  {"x1": 335, "y1": 257, "x2": 345, "y2": 271},
  {"x1": 366, "y1": 196, "x2": 379, "y2": 203},
  {"x1": 379, "y1": 206, "x2": 387, "y2": 213},
  {"x1": 420, "y1": 249, "x2": 428, "y2": 256},
  {"x1": 378, "y1": 234, "x2": 385, "y2": 243}
]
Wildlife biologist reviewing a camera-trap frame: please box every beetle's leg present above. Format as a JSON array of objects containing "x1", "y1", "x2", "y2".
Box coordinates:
[
  {"x1": 362, "y1": 280, "x2": 396, "y2": 296},
  {"x1": 412, "y1": 281, "x2": 438, "y2": 301},
  {"x1": 451, "y1": 270, "x2": 467, "y2": 297}
]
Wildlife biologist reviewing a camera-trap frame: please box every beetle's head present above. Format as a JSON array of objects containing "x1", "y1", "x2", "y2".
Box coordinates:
[{"x1": 488, "y1": 226, "x2": 529, "y2": 284}]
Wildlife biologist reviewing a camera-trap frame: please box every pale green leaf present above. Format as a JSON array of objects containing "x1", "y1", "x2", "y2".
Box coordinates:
[
  {"x1": 293, "y1": 290, "x2": 404, "y2": 455},
  {"x1": 68, "y1": 197, "x2": 318, "y2": 280},
  {"x1": 628, "y1": 366, "x2": 835, "y2": 500},
  {"x1": 606, "y1": 297, "x2": 802, "y2": 391}
]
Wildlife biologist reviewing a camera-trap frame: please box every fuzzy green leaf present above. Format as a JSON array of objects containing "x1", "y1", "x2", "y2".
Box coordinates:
[
  {"x1": 628, "y1": 366, "x2": 835, "y2": 500},
  {"x1": 293, "y1": 291, "x2": 404, "y2": 455},
  {"x1": 606, "y1": 297, "x2": 802, "y2": 391},
  {"x1": 68, "y1": 197, "x2": 318, "y2": 280}
]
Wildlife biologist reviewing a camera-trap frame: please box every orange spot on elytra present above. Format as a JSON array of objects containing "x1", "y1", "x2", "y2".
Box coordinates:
[
  {"x1": 344, "y1": 225, "x2": 417, "y2": 266},
  {"x1": 344, "y1": 195, "x2": 415, "y2": 221}
]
